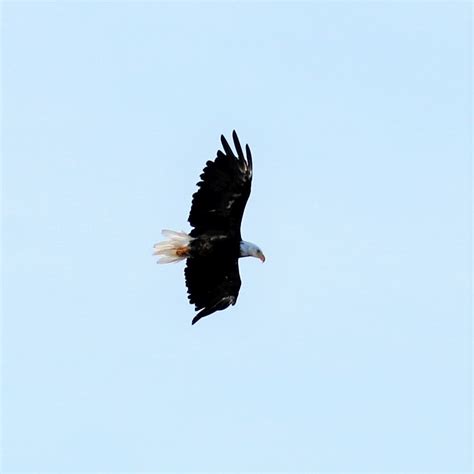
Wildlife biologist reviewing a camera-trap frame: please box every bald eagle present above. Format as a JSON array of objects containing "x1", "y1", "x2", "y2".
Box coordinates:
[{"x1": 153, "y1": 131, "x2": 265, "y2": 325}]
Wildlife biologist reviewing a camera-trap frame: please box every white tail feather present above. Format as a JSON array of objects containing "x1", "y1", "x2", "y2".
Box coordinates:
[{"x1": 153, "y1": 229, "x2": 193, "y2": 264}]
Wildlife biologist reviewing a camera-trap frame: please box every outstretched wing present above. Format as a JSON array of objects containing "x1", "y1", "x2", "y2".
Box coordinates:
[
  {"x1": 188, "y1": 130, "x2": 253, "y2": 239},
  {"x1": 185, "y1": 256, "x2": 241, "y2": 325}
]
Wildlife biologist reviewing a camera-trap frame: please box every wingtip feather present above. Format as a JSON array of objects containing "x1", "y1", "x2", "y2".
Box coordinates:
[
  {"x1": 220, "y1": 134, "x2": 234, "y2": 157},
  {"x1": 232, "y1": 130, "x2": 245, "y2": 162},
  {"x1": 245, "y1": 144, "x2": 253, "y2": 170}
]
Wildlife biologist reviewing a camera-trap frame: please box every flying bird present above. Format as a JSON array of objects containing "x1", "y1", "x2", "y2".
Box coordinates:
[{"x1": 153, "y1": 131, "x2": 265, "y2": 325}]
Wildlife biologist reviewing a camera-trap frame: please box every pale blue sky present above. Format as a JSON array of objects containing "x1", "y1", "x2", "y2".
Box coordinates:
[{"x1": 2, "y1": 2, "x2": 471, "y2": 472}]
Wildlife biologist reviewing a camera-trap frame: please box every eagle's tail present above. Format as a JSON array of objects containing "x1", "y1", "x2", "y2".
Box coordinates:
[{"x1": 153, "y1": 230, "x2": 193, "y2": 264}]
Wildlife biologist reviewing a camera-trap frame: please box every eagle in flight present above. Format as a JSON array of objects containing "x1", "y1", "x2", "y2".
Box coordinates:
[{"x1": 153, "y1": 131, "x2": 265, "y2": 325}]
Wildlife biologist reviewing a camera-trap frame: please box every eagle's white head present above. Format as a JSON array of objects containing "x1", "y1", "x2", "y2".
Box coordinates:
[{"x1": 239, "y1": 241, "x2": 265, "y2": 262}]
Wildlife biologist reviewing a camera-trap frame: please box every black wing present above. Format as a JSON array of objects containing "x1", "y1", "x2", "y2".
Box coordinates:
[
  {"x1": 185, "y1": 256, "x2": 241, "y2": 325},
  {"x1": 188, "y1": 130, "x2": 253, "y2": 239}
]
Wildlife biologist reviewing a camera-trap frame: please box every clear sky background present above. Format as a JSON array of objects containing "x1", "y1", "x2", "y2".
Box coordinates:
[{"x1": 2, "y1": 1, "x2": 471, "y2": 472}]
